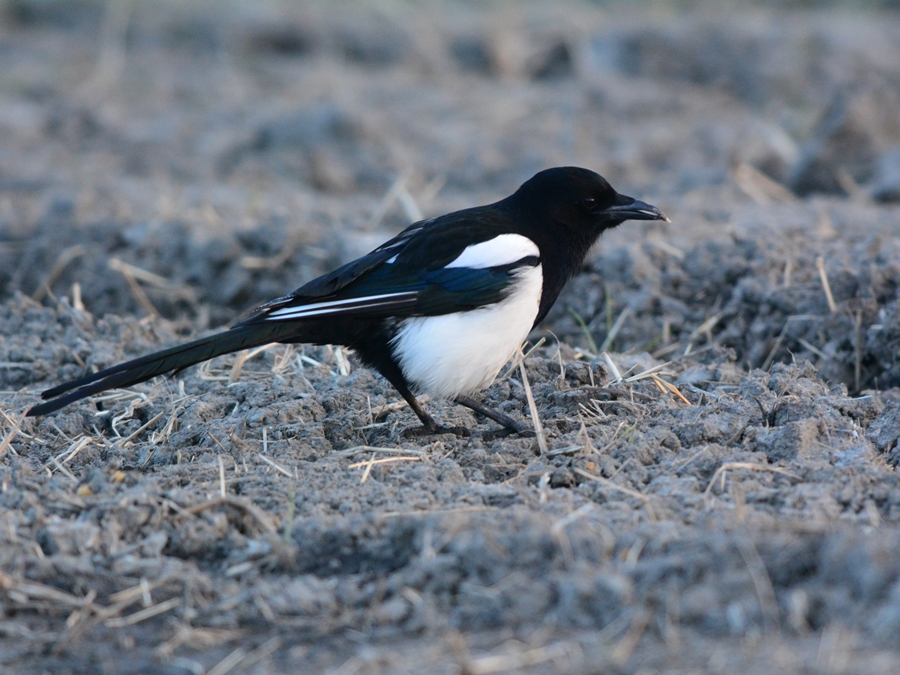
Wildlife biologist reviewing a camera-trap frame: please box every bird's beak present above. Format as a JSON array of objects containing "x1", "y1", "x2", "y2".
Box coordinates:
[{"x1": 601, "y1": 194, "x2": 670, "y2": 222}]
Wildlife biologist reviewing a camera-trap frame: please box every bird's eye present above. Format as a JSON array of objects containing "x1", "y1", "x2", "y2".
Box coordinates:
[{"x1": 581, "y1": 197, "x2": 598, "y2": 210}]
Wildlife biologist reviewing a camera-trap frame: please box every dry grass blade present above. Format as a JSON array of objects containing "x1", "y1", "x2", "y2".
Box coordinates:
[
  {"x1": 797, "y1": 338, "x2": 828, "y2": 360},
  {"x1": 31, "y1": 245, "x2": 86, "y2": 302},
  {"x1": 611, "y1": 611, "x2": 652, "y2": 665},
  {"x1": 376, "y1": 506, "x2": 491, "y2": 521},
  {"x1": 372, "y1": 395, "x2": 431, "y2": 419},
  {"x1": 336, "y1": 446, "x2": 424, "y2": 457},
  {"x1": 575, "y1": 386, "x2": 655, "y2": 403},
  {"x1": 577, "y1": 400, "x2": 605, "y2": 424},
  {"x1": 651, "y1": 375, "x2": 691, "y2": 405},
  {"x1": 816, "y1": 256, "x2": 837, "y2": 313},
  {"x1": 762, "y1": 315, "x2": 821, "y2": 371},
  {"x1": 206, "y1": 646, "x2": 247, "y2": 675},
  {"x1": 64, "y1": 589, "x2": 98, "y2": 629},
  {"x1": 501, "y1": 338, "x2": 546, "y2": 380},
  {"x1": 0, "y1": 413, "x2": 24, "y2": 459},
  {"x1": 519, "y1": 360, "x2": 548, "y2": 454},
  {"x1": 736, "y1": 539, "x2": 779, "y2": 635},
  {"x1": 240, "y1": 231, "x2": 301, "y2": 270},
  {"x1": 236, "y1": 636, "x2": 282, "y2": 672},
  {"x1": 550, "y1": 503, "x2": 595, "y2": 535},
  {"x1": 569, "y1": 308, "x2": 599, "y2": 355},
  {"x1": 689, "y1": 314, "x2": 721, "y2": 343},
  {"x1": 397, "y1": 182, "x2": 423, "y2": 222},
  {"x1": 573, "y1": 467, "x2": 657, "y2": 521},
  {"x1": 704, "y1": 462, "x2": 800, "y2": 501},
  {"x1": 835, "y1": 166, "x2": 869, "y2": 202},
  {"x1": 108, "y1": 257, "x2": 198, "y2": 315},
  {"x1": 120, "y1": 408, "x2": 166, "y2": 444},
  {"x1": 184, "y1": 495, "x2": 278, "y2": 535},
  {"x1": 203, "y1": 639, "x2": 283, "y2": 675},
  {"x1": 349, "y1": 455, "x2": 421, "y2": 483},
  {"x1": 600, "y1": 352, "x2": 623, "y2": 384},
  {"x1": 347, "y1": 456, "x2": 421, "y2": 469},
  {"x1": 104, "y1": 597, "x2": 181, "y2": 628},
  {"x1": 76, "y1": 0, "x2": 131, "y2": 98},
  {"x1": 257, "y1": 453, "x2": 292, "y2": 477},
  {"x1": 218, "y1": 455, "x2": 227, "y2": 498},
  {"x1": 110, "y1": 260, "x2": 159, "y2": 318},
  {"x1": 208, "y1": 432, "x2": 229, "y2": 454},
  {"x1": 623, "y1": 361, "x2": 673, "y2": 384},
  {"x1": 600, "y1": 306, "x2": 630, "y2": 353},
  {"x1": 272, "y1": 344, "x2": 296, "y2": 375},
  {"x1": 369, "y1": 173, "x2": 413, "y2": 228},
  {"x1": 107, "y1": 257, "x2": 186, "y2": 291},
  {"x1": 733, "y1": 162, "x2": 795, "y2": 204},
  {"x1": 54, "y1": 436, "x2": 93, "y2": 468},
  {"x1": 647, "y1": 238, "x2": 684, "y2": 260},
  {"x1": 864, "y1": 499, "x2": 881, "y2": 528},
  {"x1": 155, "y1": 626, "x2": 244, "y2": 660},
  {"x1": 92, "y1": 390, "x2": 148, "y2": 406},
  {"x1": 226, "y1": 353, "x2": 247, "y2": 382},
  {"x1": 230, "y1": 345, "x2": 277, "y2": 382},
  {"x1": 50, "y1": 456, "x2": 78, "y2": 481},
  {"x1": 465, "y1": 642, "x2": 572, "y2": 675},
  {"x1": 0, "y1": 571, "x2": 92, "y2": 609},
  {"x1": 108, "y1": 579, "x2": 166, "y2": 605},
  {"x1": 650, "y1": 376, "x2": 667, "y2": 394},
  {"x1": 854, "y1": 310, "x2": 862, "y2": 392},
  {"x1": 197, "y1": 359, "x2": 229, "y2": 382},
  {"x1": 332, "y1": 345, "x2": 351, "y2": 376}
]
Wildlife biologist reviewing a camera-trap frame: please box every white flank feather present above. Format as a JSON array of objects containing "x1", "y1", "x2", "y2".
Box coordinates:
[{"x1": 391, "y1": 264, "x2": 543, "y2": 399}]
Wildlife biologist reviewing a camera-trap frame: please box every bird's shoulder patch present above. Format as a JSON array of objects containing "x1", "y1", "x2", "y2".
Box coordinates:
[{"x1": 444, "y1": 233, "x2": 539, "y2": 269}]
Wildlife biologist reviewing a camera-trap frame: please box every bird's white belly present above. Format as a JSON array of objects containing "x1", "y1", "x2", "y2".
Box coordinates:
[{"x1": 390, "y1": 265, "x2": 543, "y2": 400}]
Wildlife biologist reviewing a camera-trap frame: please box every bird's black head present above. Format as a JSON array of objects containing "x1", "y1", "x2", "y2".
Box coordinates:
[
  {"x1": 503, "y1": 167, "x2": 669, "y2": 325},
  {"x1": 511, "y1": 167, "x2": 668, "y2": 236}
]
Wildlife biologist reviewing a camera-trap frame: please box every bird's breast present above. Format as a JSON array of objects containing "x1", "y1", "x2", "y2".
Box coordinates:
[{"x1": 390, "y1": 264, "x2": 543, "y2": 400}]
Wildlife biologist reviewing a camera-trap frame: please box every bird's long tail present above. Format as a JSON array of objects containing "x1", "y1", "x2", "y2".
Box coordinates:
[{"x1": 27, "y1": 324, "x2": 301, "y2": 417}]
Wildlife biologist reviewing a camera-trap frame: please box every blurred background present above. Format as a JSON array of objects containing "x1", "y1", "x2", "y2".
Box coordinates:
[{"x1": 1, "y1": 0, "x2": 900, "y2": 387}]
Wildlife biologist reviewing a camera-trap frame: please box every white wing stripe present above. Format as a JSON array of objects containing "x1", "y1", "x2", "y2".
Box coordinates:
[
  {"x1": 265, "y1": 291, "x2": 417, "y2": 320},
  {"x1": 445, "y1": 234, "x2": 539, "y2": 269}
]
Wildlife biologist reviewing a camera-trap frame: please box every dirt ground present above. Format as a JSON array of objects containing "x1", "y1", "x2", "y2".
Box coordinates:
[{"x1": 3, "y1": 1, "x2": 900, "y2": 673}]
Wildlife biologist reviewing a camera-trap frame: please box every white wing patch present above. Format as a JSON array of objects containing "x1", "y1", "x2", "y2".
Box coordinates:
[
  {"x1": 265, "y1": 292, "x2": 417, "y2": 321},
  {"x1": 445, "y1": 234, "x2": 539, "y2": 269}
]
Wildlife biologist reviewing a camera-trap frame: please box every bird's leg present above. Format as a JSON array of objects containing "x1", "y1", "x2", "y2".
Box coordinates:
[
  {"x1": 389, "y1": 380, "x2": 471, "y2": 437},
  {"x1": 357, "y1": 346, "x2": 472, "y2": 437},
  {"x1": 454, "y1": 395, "x2": 531, "y2": 435}
]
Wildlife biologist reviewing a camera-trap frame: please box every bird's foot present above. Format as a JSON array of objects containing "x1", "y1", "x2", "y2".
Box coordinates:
[
  {"x1": 482, "y1": 420, "x2": 535, "y2": 441},
  {"x1": 453, "y1": 396, "x2": 532, "y2": 438},
  {"x1": 403, "y1": 423, "x2": 472, "y2": 438}
]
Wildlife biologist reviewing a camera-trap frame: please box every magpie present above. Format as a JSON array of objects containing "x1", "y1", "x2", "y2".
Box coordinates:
[{"x1": 26, "y1": 167, "x2": 668, "y2": 434}]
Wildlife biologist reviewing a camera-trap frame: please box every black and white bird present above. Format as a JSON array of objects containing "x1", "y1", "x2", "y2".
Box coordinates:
[{"x1": 27, "y1": 167, "x2": 668, "y2": 434}]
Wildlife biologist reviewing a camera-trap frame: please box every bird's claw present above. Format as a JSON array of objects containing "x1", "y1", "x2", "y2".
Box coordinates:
[
  {"x1": 482, "y1": 422, "x2": 534, "y2": 441},
  {"x1": 403, "y1": 424, "x2": 472, "y2": 438}
]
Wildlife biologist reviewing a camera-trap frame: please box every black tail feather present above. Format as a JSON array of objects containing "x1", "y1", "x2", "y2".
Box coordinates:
[{"x1": 28, "y1": 324, "x2": 298, "y2": 417}]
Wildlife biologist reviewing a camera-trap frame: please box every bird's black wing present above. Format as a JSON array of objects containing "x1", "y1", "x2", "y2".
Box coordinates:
[{"x1": 236, "y1": 204, "x2": 533, "y2": 326}]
